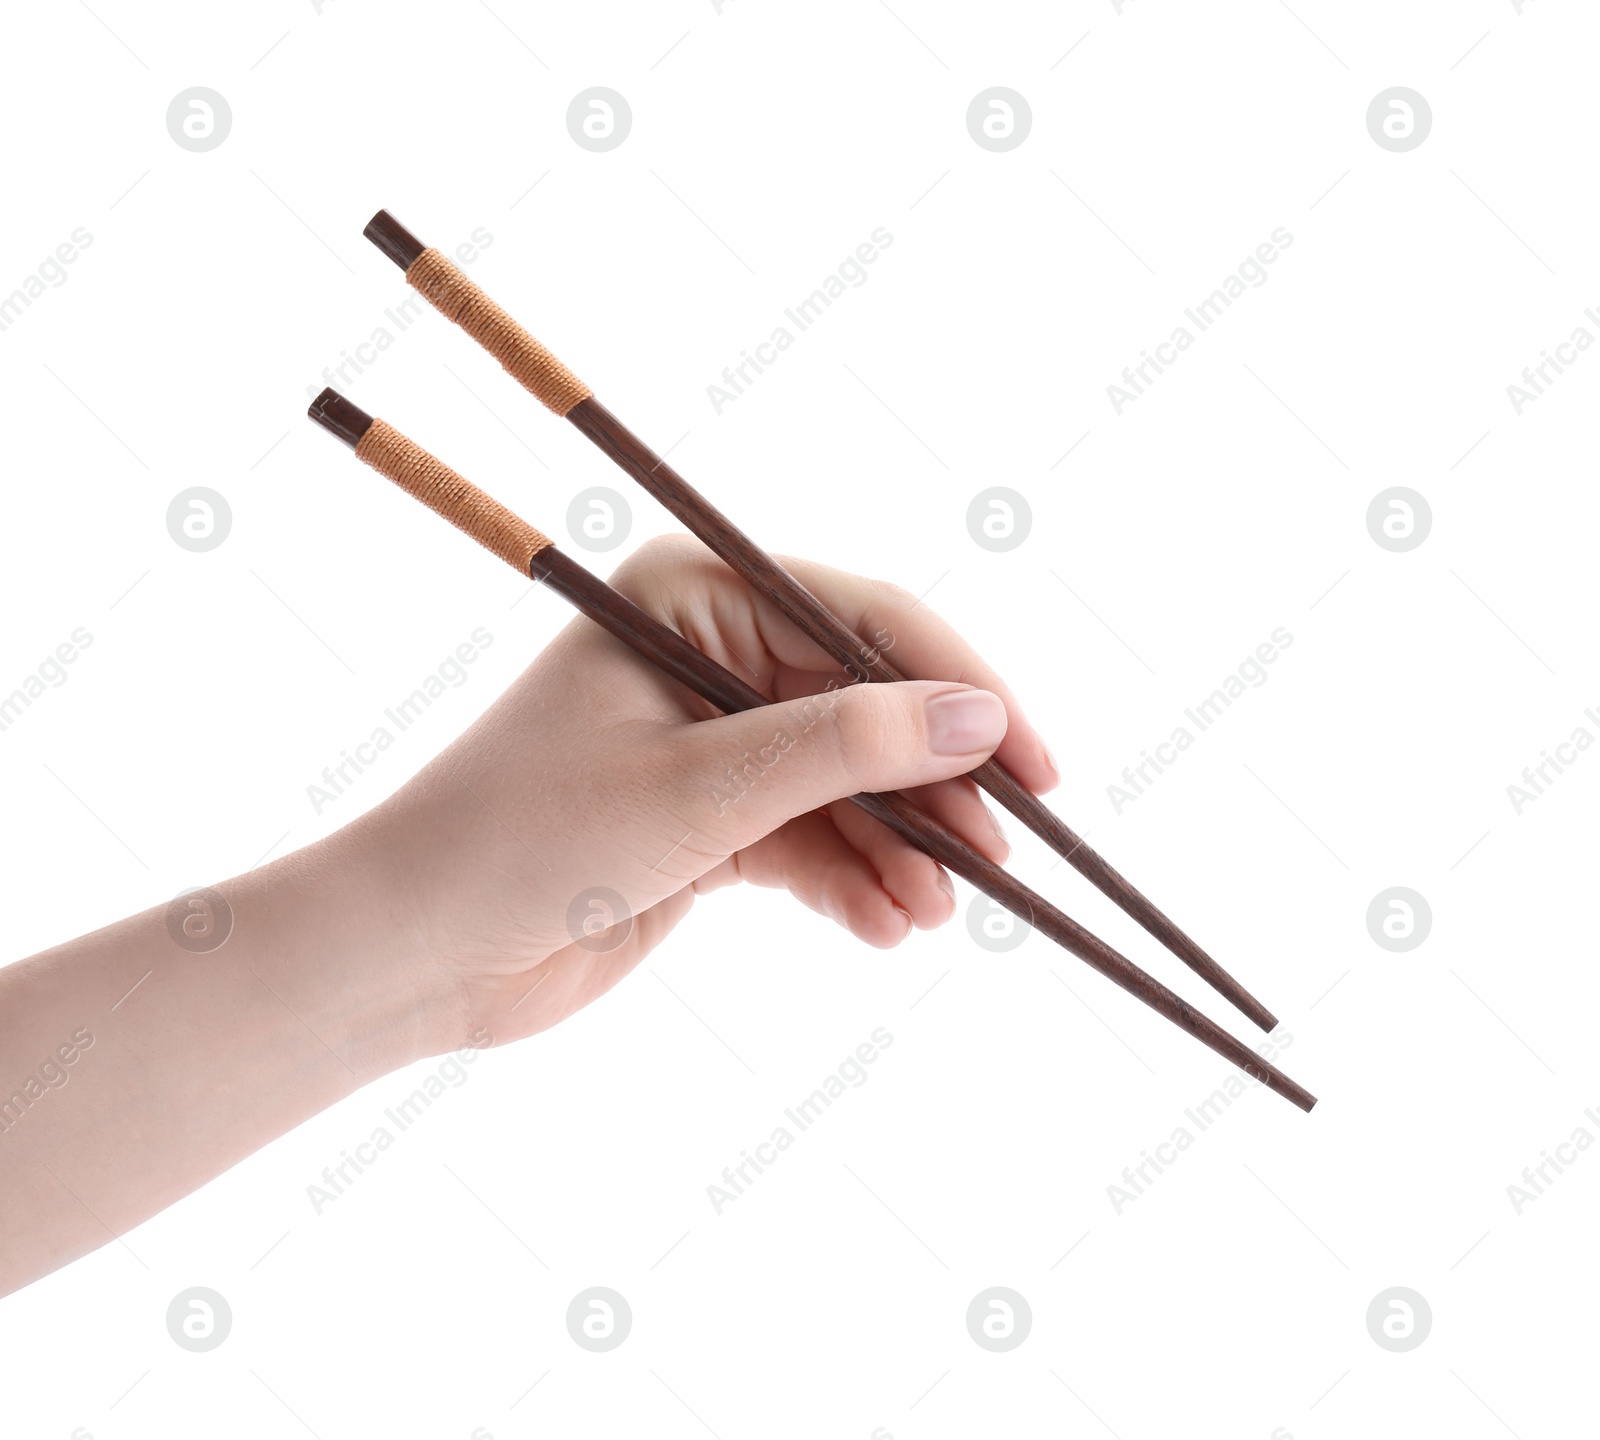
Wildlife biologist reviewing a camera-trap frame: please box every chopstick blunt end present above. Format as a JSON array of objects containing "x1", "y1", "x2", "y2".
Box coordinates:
[
  {"x1": 325, "y1": 412, "x2": 554, "y2": 578},
  {"x1": 362, "y1": 214, "x2": 593, "y2": 418},
  {"x1": 364, "y1": 209, "x2": 426, "y2": 271},
  {"x1": 307, "y1": 387, "x2": 375, "y2": 449}
]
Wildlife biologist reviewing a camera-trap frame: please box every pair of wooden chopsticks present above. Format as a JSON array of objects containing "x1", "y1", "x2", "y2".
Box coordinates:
[{"x1": 304, "y1": 210, "x2": 1315, "y2": 1112}]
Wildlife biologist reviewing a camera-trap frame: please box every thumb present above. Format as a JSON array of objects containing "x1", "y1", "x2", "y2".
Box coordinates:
[{"x1": 659, "y1": 681, "x2": 1008, "y2": 855}]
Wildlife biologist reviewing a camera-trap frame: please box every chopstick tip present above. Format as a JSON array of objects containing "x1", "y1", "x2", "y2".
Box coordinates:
[{"x1": 1287, "y1": 1081, "x2": 1318, "y2": 1114}]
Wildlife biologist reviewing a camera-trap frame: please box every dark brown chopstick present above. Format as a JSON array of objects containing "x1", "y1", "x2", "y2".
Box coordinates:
[
  {"x1": 305, "y1": 388, "x2": 1315, "y2": 1112},
  {"x1": 359, "y1": 208, "x2": 1280, "y2": 1034}
]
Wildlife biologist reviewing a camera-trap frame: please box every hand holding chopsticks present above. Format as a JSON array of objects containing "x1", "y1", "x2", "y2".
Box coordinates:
[
  {"x1": 361, "y1": 209, "x2": 1280, "y2": 1036},
  {"x1": 306, "y1": 389, "x2": 1316, "y2": 1112}
]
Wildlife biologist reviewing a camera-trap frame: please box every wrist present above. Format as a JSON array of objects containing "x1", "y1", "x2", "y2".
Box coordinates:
[{"x1": 242, "y1": 815, "x2": 463, "y2": 1078}]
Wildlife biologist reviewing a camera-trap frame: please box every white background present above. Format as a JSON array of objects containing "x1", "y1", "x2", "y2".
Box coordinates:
[{"x1": 1, "y1": 0, "x2": 1595, "y2": 1435}]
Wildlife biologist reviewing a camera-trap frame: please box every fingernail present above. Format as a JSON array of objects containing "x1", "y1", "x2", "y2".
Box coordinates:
[
  {"x1": 892, "y1": 904, "x2": 914, "y2": 939},
  {"x1": 1041, "y1": 743, "x2": 1062, "y2": 782},
  {"x1": 936, "y1": 868, "x2": 956, "y2": 916},
  {"x1": 987, "y1": 807, "x2": 1009, "y2": 851},
  {"x1": 925, "y1": 690, "x2": 1007, "y2": 755}
]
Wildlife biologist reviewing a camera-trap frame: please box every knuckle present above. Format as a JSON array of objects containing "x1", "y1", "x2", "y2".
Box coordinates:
[
  {"x1": 612, "y1": 537, "x2": 659, "y2": 576},
  {"x1": 819, "y1": 683, "x2": 914, "y2": 770},
  {"x1": 605, "y1": 533, "x2": 705, "y2": 601},
  {"x1": 868, "y1": 576, "x2": 916, "y2": 610}
]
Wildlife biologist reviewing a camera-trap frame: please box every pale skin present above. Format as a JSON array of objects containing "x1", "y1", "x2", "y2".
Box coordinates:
[{"x1": 0, "y1": 536, "x2": 1058, "y2": 1297}]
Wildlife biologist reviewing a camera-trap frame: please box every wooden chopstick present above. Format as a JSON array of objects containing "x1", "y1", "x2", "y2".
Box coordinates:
[
  {"x1": 305, "y1": 388, "x2": 1315, "y2": 1112},
  {"x1": 359, "y1": 208, "x2": 1280, "y2": 1035}
]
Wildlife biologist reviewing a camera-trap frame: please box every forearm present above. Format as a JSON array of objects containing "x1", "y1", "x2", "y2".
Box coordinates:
[{"x1": 0, "y1": 822, "x2": 442, "y2": 1297}]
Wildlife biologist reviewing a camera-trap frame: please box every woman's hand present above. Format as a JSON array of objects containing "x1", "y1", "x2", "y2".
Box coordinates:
[
  {"x1": 372, "y1": 534, "x2": 1060, "y2": 1056},
  {"x1": 0, "y1": 536, "x2": 1055, "y2": 1296}
]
